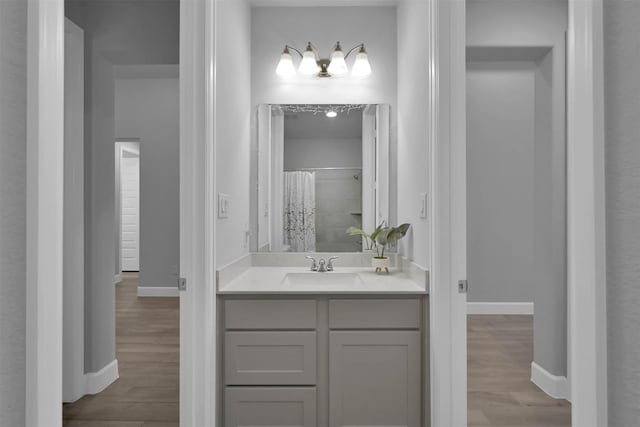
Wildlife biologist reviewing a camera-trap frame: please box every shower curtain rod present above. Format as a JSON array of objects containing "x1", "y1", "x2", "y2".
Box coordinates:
[{"x1": 283, "y1": 167, "x2": 362, "y2": 171}]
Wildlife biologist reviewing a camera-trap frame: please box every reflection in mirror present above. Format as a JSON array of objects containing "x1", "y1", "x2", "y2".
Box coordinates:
[{"x1": 255, "y1": 104, "x2": 389, "y2": 253}]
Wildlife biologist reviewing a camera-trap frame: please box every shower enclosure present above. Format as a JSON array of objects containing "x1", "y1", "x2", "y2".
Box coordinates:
[{"x1": 283, "y1": 167, "x2": 362, "y2": 252}]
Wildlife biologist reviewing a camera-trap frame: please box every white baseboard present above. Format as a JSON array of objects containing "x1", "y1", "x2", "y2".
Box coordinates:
[
  {"x1": 114, "y1": 273, "x2": 122, "y2": 284},
  {"x1": 137, "y1": 286, "x2": 179, "y2": 297},
  {"x1": 531, "y1": 361, "x2": 570, "y2": 400},
  {"x1": 84, "y1": 359, "x2": 119, "y2": 395},
  {"x1": 467, "y1": 302, "x2": 534, "y2": 315}
]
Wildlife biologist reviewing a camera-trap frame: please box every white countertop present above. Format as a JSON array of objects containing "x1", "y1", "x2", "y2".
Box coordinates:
[{"x1": 217, "y1": 266, "x2": 428, "y2": 295}]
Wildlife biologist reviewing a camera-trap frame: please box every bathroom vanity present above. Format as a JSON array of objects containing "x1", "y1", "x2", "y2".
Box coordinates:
[
  {"x1": 216, "y1": 255, "x2": 430, "y2": 427},
  {"x1": 219, "y1": 99, "x2": 430, "y2": 426}
]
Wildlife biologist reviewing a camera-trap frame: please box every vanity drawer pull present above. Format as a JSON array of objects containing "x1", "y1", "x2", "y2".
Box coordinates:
[
  {"x1": 225, "y1": 331, "x2": 317, "y2": 385},
  {"x1": 224, "y1": 299, "x2": 317, "y2": 330},
  {"x1": 329, "y1": 299, "x2": 421, "y2": 329}
]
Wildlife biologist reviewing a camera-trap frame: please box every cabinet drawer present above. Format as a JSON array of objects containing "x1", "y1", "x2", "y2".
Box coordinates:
[
  {"x1": 329, "y1": 299, "x2": 421, "y2": 329},
  {"x1": 225, "y1": 299, "x2": 317, "y2": 330},
  {"x1": 225, "y1": 387, "x2": 317, "y2": 427},
  {"x1": 225, "y1": 331, "x2": 317, "y2": 385}
]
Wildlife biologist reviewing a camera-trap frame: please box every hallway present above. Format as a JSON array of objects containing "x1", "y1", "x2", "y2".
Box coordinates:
[
  {"x1": 63, "y1": 273, "x2": 179, "y2": 426},
  {"x1": 468, "y1": 315, "x2": 572, "y2": 426}
]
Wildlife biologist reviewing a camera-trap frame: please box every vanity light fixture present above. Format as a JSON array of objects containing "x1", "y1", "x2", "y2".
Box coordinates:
[
  {"x1": 276, "y1": 41, "x2": 372, "y2": 78},
  {"x1": 325, "y1": 110, "x2": 338, "y2": 118}
]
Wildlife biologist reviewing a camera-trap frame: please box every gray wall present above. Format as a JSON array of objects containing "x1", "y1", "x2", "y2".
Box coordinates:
[
  {"x1": 0, "y1": 0, "x2": 27, "y2": 423},
  {"x1": 467, "y1": 61, "x2": 537, "y2": 304},
  {"x1": 115, "y1": 77, "x2": 180, "y2": 288},
  {"x1": 65, "y1": 0, "x2": 178, "y2": 373},
  {"x1": 604, "y1": 1, "x2": 640, "y2": 424},
  {"x1": 216, "y1": 0, "x2": 252, "y2": 266},
  {"x1": 284, "y1": 138, "x2": 362, "y2": 170},
  {"x1": 397, "y1": 0, "x2": 430, "y2": 266},
  {"x1": 532, "y1": 45, "x2": 567, "y2": 378},
  {"x1": 251, "y1": 6, "x2": 397, "y2": 106}
]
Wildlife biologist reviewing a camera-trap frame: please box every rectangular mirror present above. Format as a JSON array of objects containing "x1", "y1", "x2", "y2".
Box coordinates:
[{"x1": 253, "y1": 103, "x2": 390, "y2": 252}]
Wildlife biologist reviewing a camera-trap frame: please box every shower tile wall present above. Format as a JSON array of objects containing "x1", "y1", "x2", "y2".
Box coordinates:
[{"x1": 315, "y1": 169, "x2": 362, "y2": 252}]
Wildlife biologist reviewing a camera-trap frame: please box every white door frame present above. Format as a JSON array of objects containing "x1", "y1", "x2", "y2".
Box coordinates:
[
  {"x1": 437, "y1": 0, "x2": 607, "y2": 426},
  {"x1": 429, "y1": 1, "x2": 467, "y2": 425},
  {"x1": 566, "y1": 1, "x2": 607, "y2": 425},
  {"x1": 179, "y1": 0, "x2": 216, "y2": 424},
  {"x1": 26, "y1": 0, "x2": 65, "y2": 424}
]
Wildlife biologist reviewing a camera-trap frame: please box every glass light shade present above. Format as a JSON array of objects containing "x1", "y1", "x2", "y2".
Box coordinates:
[
  {"x1": 352, "y1": 50, "x2": 372, "y2": 77},
  {"x1": 327, "y1": 46, "x2": 348, "y2": 76},
  {"x1": 299, "y1": 49, "x2": 320, "y2": 75},
  {"x1": 275, "y1": 50, "x2": 296, "y2": 77},
  {"x1": 326, "y1": 110, "x2": 337, "y2": 118}
]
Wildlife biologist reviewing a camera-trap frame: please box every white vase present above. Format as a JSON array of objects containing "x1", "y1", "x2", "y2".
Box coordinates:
[{"x1": 371, "y1": 256, "x2": 391, "y2": 273}]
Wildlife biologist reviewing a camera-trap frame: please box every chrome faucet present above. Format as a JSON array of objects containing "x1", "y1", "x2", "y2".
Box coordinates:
[
  {"x1": 305, "y1": 255, "x2": 338, "y2": 272},
  {"x1": 305, "y1": 255, "x2": 318, "y2": 271}
]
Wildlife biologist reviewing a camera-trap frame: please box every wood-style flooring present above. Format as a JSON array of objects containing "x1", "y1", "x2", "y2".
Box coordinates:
[
  {"x1": 63, "y1": 277, "x2": 570, "y2": 426},
  {"x1": 63, "y1": 272, "x2": 179, "y2": 427},
  {"x1": 468, "y1": 315, "x2": 572, "y2": 427}
]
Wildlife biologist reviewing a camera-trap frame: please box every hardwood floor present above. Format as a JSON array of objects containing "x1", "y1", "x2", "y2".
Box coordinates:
[
  {"x1": 63, "y1": 272, "x2": 179, "y2": 427},
  {"x1": 468, "y1": 315, "x2": 571, "y2": 427}
]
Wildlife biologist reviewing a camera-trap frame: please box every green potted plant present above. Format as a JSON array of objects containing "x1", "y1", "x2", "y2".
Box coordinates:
[{"x1": 347, "y1": 223, "x2": 411, "y2": 273}]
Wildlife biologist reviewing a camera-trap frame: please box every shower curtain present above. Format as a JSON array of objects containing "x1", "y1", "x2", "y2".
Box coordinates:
[{"x1": 283, "y1": 171, "x2": 316, "y2": 252}]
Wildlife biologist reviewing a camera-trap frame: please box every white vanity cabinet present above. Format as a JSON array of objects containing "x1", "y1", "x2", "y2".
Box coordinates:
[{"x1": 220, "y1": 296, "x2": 428, "y2": 427}]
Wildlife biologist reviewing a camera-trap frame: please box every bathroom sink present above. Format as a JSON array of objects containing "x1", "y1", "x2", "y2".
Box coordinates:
[{"x1": 281, "y1": 272, "x2": 363, "y2": 287}]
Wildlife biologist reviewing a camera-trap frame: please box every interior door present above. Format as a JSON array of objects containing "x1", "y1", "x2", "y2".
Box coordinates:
[{"x1": 120, "y1": 154, "x2": 140, "y2": 271}]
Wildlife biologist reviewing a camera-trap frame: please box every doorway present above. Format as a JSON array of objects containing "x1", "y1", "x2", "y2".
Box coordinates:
[
  {"x1": 116, "y1": 142, "x2": 140, "y2": 274},
  {"x1": 465, "y1": 0, "x2": 571, "y2": 425},
  {"x1": 61, "y1": 0, "x2": 181, "y2": 424}
]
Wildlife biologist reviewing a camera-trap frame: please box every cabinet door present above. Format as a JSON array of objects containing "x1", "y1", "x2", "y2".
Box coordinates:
[
  {"x1": 225, "y1": 387, "x2": 316, "y2": 427},
  {"x1": 329, "y1": 331, "x2": 421, "y2": 427}
]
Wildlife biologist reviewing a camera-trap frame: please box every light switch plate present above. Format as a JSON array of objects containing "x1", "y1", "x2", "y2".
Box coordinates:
[
  {"x1": 419, "y1": 193, "x2": 428, "y2": 219},
  {"x1": 218, "y1": 193, "x2": 229, "y2": 218}
]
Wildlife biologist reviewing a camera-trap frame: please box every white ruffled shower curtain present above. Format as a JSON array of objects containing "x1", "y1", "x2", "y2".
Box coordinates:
[{"x1": 283, "y1": 171, "x2": 316, "y2": 252}]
